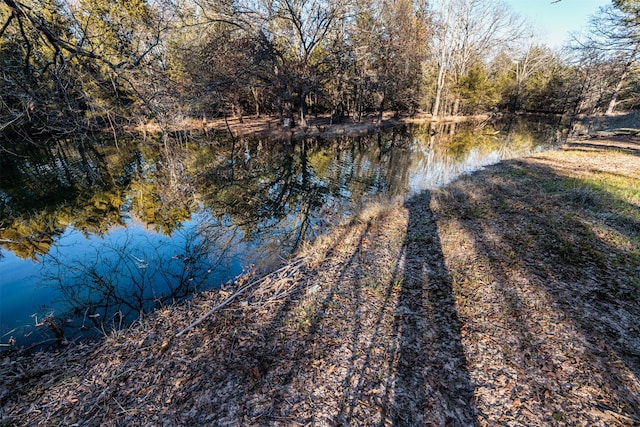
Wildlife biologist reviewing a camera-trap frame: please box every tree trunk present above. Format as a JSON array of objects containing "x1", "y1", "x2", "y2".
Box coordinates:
[
  {"x1": 299, "y1": 91, "x2": 307, "y2": 127},
  {"x1": 606, "y1": 45, "x2": 638, "y2": 115},
  {"x1": 251, "y1": 87, "x2": 260, "y2": 117},
  {"x1": 432, "y1": 3, "x2": 451, "y2": 118},
  {"x1": 378, "y1": 90, "x2": 386, "y2": 124},
  {"x1": 452, "y1": 96, "x2": 461, "y2": 116},
  {"x1": 432, "y1": 58, "x2": 447, "y2": 118}
]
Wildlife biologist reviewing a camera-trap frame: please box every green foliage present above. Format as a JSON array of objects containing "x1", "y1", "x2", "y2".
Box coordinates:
[
  {"x1": 457, "y1": 61, "x2": 500, "y2": 114},
  {"x1": 522, "y1": 69, "x2": 564, "y2": 113},
  {"x1": 494, "y1": 46, "x2": 581, "y2": 114}
]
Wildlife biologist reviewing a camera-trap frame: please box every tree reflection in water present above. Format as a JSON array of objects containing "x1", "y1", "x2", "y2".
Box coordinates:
[
  {"x1": 0, "y1": 117, "x2": 562, "y2": 346},
  {"x1": 40, "y1": 219, "x2": 235, "y2": 333}
]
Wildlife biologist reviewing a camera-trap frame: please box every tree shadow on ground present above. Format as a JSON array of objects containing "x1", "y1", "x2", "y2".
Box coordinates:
[
  {"x1": 213, "y1": 192, "x2": 479, "y2": 425},
  {"x1": 216, "y1": 151, "x2": 640, "y2": 425},
  {"x1": 387, "y1": 192, "x2": 478, "y2": 425},
  {"x1": 562, "y1": 137, "x2": 640, "y2": 157},
  {"x1": 432, "y1": 155, "x2": 640, "y2": 422},
  {"x1": 331, "y1": 192, "x2": 479, "y2": 426}
]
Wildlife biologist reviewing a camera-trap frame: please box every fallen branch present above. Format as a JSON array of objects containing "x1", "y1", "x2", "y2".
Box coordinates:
[
  {"x1": 0, "y1": 112, "x2": 26, "y2": 132},
  {"x1": 175, "y1": 258, "x2": 304, "y2": 337},
  {"x1": 603, "y1": 408, "x2": 640, "y2": 425}
]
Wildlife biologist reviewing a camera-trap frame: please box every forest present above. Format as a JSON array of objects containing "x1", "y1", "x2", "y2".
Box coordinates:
[{"x1": 1, "y1": 0, "x2": 639, "y2": 144}]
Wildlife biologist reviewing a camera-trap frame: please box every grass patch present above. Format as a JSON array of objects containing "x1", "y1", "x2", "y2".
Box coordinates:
[{"x1": 562, "y1": 185, "x2": 602, "y2": 207}]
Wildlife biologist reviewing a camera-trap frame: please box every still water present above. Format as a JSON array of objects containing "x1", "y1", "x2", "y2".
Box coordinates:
[{"x1": 0, "y1": 117, "x2": 563, "y2": 348}]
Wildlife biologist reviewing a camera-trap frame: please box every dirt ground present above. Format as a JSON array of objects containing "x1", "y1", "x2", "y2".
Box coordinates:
[{"x1": 1, "y1": 126, "x2": 639, "y2": 426}]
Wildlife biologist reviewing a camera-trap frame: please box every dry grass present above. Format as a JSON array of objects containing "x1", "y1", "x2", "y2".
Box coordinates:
[{"x1": 1, "y1": 135, "x2": 639, "y2": 426}]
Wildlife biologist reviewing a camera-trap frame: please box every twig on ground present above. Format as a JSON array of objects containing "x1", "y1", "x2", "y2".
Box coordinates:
[{"x1": 175, "y1": 259, "x2": 304, "y2": 337}]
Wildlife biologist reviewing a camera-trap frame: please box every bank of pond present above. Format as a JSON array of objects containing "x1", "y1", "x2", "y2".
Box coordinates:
[{"x1": 0, "y1": 116, "x2": 563, "y2": 349}]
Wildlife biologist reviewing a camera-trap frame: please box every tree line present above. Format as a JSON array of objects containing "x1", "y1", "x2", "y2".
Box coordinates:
[{"x1": 1, "y1": 0, "x2": 638, "y2": 142}]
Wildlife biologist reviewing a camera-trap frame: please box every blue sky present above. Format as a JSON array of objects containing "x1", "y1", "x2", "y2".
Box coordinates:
[{"x1": 503, "y1": 0, "x2": 612, "y2": 47}]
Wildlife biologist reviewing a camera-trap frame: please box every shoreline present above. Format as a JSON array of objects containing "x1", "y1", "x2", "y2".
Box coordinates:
[
  {"x1": 130, "y1": 110, "x2": 640, "y2": 144},
  {"x1": 131, "y1": 111, "x2": 494, "y2": 141},
  {"x1": 1, "y1": 131, "x2": 639, "y2": 424}
]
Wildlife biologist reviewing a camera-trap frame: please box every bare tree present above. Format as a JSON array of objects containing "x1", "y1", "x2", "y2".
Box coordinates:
[
  {"x1": 510, "y1": 42, "x2": 557, "y2": 111},
  {"x1": 248, "y1": 0, "x2": 348, "y2": 126},
  {"x1": 429, "y1": 0, "x2": 525, "y2": 117},
  {"x1": 572, "y1": 4, "x2": 639, "y2": 114}
]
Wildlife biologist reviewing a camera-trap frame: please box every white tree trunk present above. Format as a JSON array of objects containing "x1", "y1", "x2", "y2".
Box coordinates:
[{"x1": 606, "y1": 45, "x2": 637, "y2": 115}]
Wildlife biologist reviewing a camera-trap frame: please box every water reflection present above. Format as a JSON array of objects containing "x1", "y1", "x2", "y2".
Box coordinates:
[
  {"x1": 0, "y1": 140, "x2": 131, "y2": 259},
  {"x1": 0, "y1": 117, "x2": 562, "y2": 348},
  {"x1": 40, "y1": 217, "x2": 240, "y2": 331}
]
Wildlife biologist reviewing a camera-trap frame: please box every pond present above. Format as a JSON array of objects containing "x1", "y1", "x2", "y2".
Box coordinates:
[{"x1": 0, "y1": 116, "x2": 564, "y2": 348}]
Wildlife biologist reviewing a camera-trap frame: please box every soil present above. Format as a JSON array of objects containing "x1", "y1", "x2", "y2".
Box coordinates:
[{"x1": 1, "y1": 118, "x2": 639, "y2": 426}]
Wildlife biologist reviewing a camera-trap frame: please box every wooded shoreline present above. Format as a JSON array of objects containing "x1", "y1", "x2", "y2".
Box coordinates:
[
  {"x1": 2, "y1": 0, "x2": 638, "y2": 145},
  {"x1": 131, "y1": 111, "x2": 495, "y2": 141}
]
